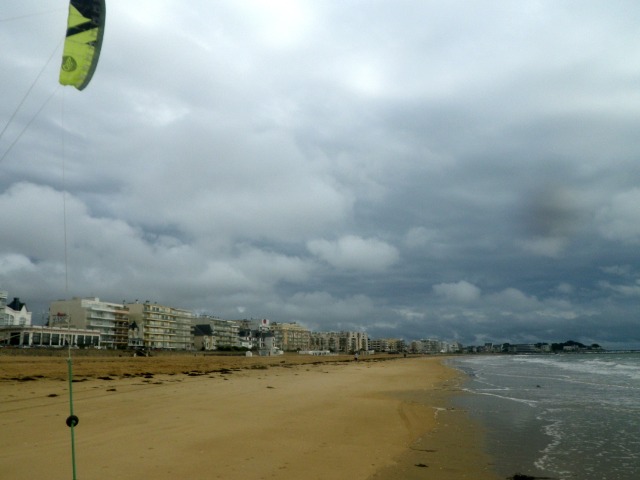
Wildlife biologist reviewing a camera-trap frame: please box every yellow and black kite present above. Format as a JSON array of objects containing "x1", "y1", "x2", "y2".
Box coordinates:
[{"x1": 60, "y1": 0, "x2": 105, "y2": 90}]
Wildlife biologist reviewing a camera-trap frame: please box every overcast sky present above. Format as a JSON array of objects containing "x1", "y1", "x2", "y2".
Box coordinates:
[{"x1": 1, "y1": 1, "x2": 639, "y2": 348}]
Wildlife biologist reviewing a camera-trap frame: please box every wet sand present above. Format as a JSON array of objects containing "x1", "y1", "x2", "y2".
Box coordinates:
[{"x1": 0, "y1": 353, "x2": 499, "y2": 479}]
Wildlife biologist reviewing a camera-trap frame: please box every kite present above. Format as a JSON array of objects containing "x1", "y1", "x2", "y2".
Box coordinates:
[{"x1": 59, "y1": 0, "x2": 105, "y2": 90}]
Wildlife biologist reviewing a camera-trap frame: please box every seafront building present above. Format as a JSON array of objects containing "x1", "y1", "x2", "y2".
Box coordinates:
[
  {"x1": 1, "y1": 291, "x2": 99, "y2": 348},
  {"x1": 2, "y1": 289, "x2": 471, "y2": 354},
  {"x1": 195, "y1": 315, "x2": 240, "y2": 349},
  {"x1": 48, "y1": 298, "x2": 193, "y2": 350},
  {"x1": 413, "y1": 338, "x2": 442, "y2": 354},
  {"x1": 233, "y1": 319, "x2": 280, "y2": 355},
  {"x1": 127, "y1": 302, "x2": 193, "y2": 350},
  {"x1": 269, "y1": 322, "x2": 311, "y2": 352},
  {"x1": 412, "y1": 338, "x2": 463, "y2": 354},
  {"x1": 193, "y1": 323, "x2": 216, "y2": 350},
  {"x1": 341, "y1": 331, "x2": 369, "y2": 353},
  {"x1": 0, "y1": 291, "x2": 7, "y2": 326},
  {"x1": 368, "y1": 338, "x2": 405, "y2": 353},
  {"x1": 309, "y1": 331, "x2": 341, "y2": 352},
  {"x1": 0, "y1": 291, "x2": 32, "y2": 327},
  {"x1": 309, "y1": 330, "x2": 369, "y2": 354},
  {"x1": 50, "y1": 297, "x2": 130, "y2": 349},
  {"x1": 0, "y1": 324, "x2": 101, "y2": 348}
]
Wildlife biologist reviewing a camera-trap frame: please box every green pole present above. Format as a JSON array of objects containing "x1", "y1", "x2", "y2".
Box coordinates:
[{"x1": 67, "y1": 357, "x2": 78, "y2": 480}]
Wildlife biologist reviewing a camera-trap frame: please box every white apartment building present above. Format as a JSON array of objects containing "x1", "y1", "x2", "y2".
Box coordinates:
[
  {"x1": 309, "y1": 331, "x2": 368, "y2": 353},
  {"x1": 342, "y1": 331, "x2": 369, "y2": 353},
  {"x1": 412, "y1": 338, "x2": 458, "y2": 354},
  {"x1": 369, "y1": 338, "x2": 404, "y2": 352},
  {"x1": 309, "y1": 331, "x2": 341, "y2": 352},
  {"x1": 0, "y1": 291, "x2": 32, "y2": 327},
  {"x1": 0, "y1": 290, "x2": 7, "y2": 325},
  {"x1": 50, "y1": 297, "x2": 130, "y2": 349},
  {"x1": 127, "y1": 302, "x2": 193, "y2": 350},
  {"x1": 269, "y1": 322, "x2": 311, "y2": 352}
]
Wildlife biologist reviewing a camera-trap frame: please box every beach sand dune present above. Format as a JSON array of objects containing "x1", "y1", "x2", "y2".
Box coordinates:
[{"x1": 0, "y1": 354, "x2": 499, "y2": 479}]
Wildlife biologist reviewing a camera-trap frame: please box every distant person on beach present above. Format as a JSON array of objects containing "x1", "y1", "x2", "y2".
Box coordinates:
[{"x1": 354, "y1": 352, "x2": 359, "y2": 361}]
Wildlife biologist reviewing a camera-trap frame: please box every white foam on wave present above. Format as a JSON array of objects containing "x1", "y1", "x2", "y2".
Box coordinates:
[
  {"x1": 613, "y1": 362, "x2": 640, "y2": 381},
  {"x1": 516, "y1": 355, "x2": 640, "y2": 379},
  {"x1": 462, "y1": 388, "x2": 538, "y2": 407},
  {"x1": 534, "y1": 417, "x2": 564, "y2": 473}
]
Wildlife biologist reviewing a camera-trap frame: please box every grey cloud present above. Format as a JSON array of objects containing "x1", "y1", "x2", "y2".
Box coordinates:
[
  {"x1": 433, "y1": 281, "x2": 481, "y2": 303},
  {"x1": 307, "y1": 235, "x2": 399, "y2": 272},
  {"x1": 596, "y1": 188, "x2": 640, "y2": 243}
]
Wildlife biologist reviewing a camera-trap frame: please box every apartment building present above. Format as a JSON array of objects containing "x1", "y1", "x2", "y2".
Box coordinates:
[
  {"x1": 269, "y1": 322, "x2": 311, "y2": 352},
  {"x1": 50, "y1": 297, "x2": 129, "y2": 349},
  {"x1": 309, "y1": 331, "x2": 341, "y2": 352},
  {"x1": 0, "y1": 290, "x2": 8, "y2": 326},
  {"x1": 0, "y1": 290, "x2": 33, "y2": 327},
  {"x1": 412, "y1": 338, "x2": 455, "y2": 354},
  {"x1": 369, "y1": 338, "x2": 405, "y2": 353},
  {"x1": 309, "y1": 331, "x2": 368, "y2": 353},
  {"x1": 196, "y1": 316, "x2": 240, "y2": 349},
  {"x1": 127, "y1": 302, "x2": 193, "y2": 350},
  {"x1": 413, "y1": 338, "x2": 437, "y2": 353},
  {"x1": 341, "y1": 331, "x2": 369, "y2": 353}
]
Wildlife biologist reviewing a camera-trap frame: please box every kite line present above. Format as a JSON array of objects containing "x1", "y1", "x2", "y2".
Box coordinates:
[{"x1": 58, "y1": 2, "x2": 107, "y2": 478}]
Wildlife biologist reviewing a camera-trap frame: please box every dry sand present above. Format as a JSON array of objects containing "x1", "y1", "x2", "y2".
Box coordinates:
[{"x1": 0, "y1": 353, "x2": 500, "y2": 480}]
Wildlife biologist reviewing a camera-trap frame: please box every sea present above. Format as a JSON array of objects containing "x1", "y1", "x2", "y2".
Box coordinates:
[{"x1": 447, "y1": 353, "x2": 640, "y2": 480}]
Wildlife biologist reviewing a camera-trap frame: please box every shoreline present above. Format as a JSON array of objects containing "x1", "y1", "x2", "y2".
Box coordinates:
[{"x1": 0, "y1": 354, "x2": 500, "y2": 479}]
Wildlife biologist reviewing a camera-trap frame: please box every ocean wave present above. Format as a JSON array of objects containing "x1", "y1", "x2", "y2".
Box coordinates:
[
  {"x1": 514, "y1": 355, "x2": 640, "y2": 382},
  {"x1": 461, "y1": 388, "x2": 538, "y2": 407}
]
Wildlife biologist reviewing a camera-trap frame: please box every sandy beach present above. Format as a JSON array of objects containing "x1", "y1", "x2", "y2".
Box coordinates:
[{"x1": 0, "y1": 353, "x2": 500, "y2": 480}]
